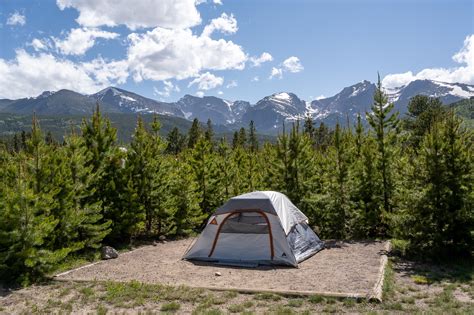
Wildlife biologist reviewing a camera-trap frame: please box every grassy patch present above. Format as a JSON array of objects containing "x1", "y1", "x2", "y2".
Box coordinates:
[
  {"x1": 254, "y1": 292, "x2": 281, "y2": 301},
  {"x1": 265, "y1": 305, "x2": 296, "y2": 315},
  {"x1": 161, "y1": 301, "x2": 181, "y2": 312},
  {"x1": 286, "y1": 298, "x2": 303, "y2": 307},
  {"x1": 308, "y1": 295, "x2": 324, "y2": 304},
  {"x1": 411, "y1": 275, "x2": 431, "y2": 285},
  {"x1": 96, "y1": 304, "x2": 108, "y2": 315},
  {"x1": 382, "y1": 259, "x2": 395, "y2": 300}
]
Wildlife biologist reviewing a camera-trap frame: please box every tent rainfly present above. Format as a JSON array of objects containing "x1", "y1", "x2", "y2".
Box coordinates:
[{"x1": 183, "y1": 191, "x2": 324, "y2": 267}]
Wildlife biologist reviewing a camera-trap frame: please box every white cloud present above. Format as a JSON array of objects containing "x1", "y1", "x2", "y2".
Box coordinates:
[
  {"x1": 57, "y1": 0, "x2": 201, "y2": 30},
  {"x1": 127, "y1": 27, "x2": 247, "y2": 82},
  {"x1": 6, "y1": 12, "x2": 26, "y2": 26},
  {"x1": 249, "y1": 52, "x2": 273, "y2": 67},
  {"x1": 196, "y1": 0, "x2": 222, "y2": 5},
  {"x1": 188, "y1": 72, "x2": 223, "y2": 90},
  {"x1": 54, "y1": 28, "x2": 119, "y2": 56},
  {"x1": 29, "y1": 38, "x2": 51, "y2": 51},
  {"x1": 226, "y1": 80, "x2": 237, "y2": 88},
  {"x1": 153, "y1": 80, "x2": 180, "y2": 98},
  {"x1": 282, "y1": 56, "x2": 303, "y2": 73},
  {"x1": 196, "y1": 91, "x2": 205, "y2": 97},
  {"x1": 202, "y1": 13, "x2": 237, "y2": 37},
  {"x1": 315, "y1": 94, "x2": 326, "y2": 100},
  {"x1": 251, "y1": 76, "x2": 259, "y2": 82},
  {"x1": 82, "y1": 57, "x2": 129, "y2": 85},
  {"x1": 0, "y1": 50, "x2": 110, "y2": 99},
  {"x1": 217, "y1": 90, "x2": 223, "y2": 95},
  {"x1": 269, "y1": 67, "x2": 283, "y2": 79},
  {"x1": 383, "y1": 34, "x2": 474, "y2": 89}
]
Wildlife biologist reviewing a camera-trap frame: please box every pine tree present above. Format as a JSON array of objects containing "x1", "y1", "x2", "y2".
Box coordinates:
[
  {"x1": 238, "y1": 127, "x2": 247, "y2": 148},
  {"x1": 165, "y1": 127, "x2": 186, "y2": 155},
  {"x1": 314, "y1": 122, "x2": 330, "y2": 150},
  {"x1": 248, "y1": 120, "x2": 259, "y2": 152},
  {"x1": 187, "y1": 118, "x2": 201, "y2": 149},
  {"x1": 0, "y1": 158, "x2": 69, "y2": 284},
  {"x1": 165, "y1": 158, "x2": 206, "y2": 236},
  {"x1": 232, "y1": 131, "x2": 239, "y2": 149},
  {"x1": 303, "y1": 115, "x2": 315, "y2": 140},
  {"x1": 393, "y1": 113, "x2": 473, "y2": 255},
  {"x1": 205, "y1": 119, "x2": 214, "y2": 144},
  {"x1": 317, "y1": 124, "x2": 353, "y2": 238},
  {"x1": 189, "y1": 137, "x2": 220, "y2": 215},
  {"x1": 129, "y1": 116, "x2": 168, "y2": 235},
  {"x1": 366, "y1": 74, "x2": 399, "y2": 217}
]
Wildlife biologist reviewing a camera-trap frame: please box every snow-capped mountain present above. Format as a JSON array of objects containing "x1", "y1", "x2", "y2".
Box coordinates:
[
  {"x1": 241, "y1": 92, "x2": 306, "y2": 131},
  {"x1": 176, "y1": 94, "x2": 250, "y2": 125},
  {"x1": 1, "y1": 80, "x2": 472, "y2": 134},
  {"x1": 92, "y1": 87, "x2": 183, "y2": 117}
]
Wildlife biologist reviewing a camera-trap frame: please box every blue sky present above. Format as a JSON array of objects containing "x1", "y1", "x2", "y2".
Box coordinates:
[{"x1": 0, "y1": 0, "x2": 472, "y2": 102}]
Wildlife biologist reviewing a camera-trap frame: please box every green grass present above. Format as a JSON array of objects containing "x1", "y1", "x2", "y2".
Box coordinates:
[
  {"x1": 161, "y1": 301, "x2": 181, "y2": 312},
  {"x1": 382, "y1": 260, "x2": 395, "y2": 300},
  {"x1": 286, "y1": 298, "x2": 303, "y2": 307},
  {"x1": 254, "y1": 292, "x2": 281, "y2": 301},
  {"x1": 308, "y1": 295, "x2": 324, "y2": 304}
]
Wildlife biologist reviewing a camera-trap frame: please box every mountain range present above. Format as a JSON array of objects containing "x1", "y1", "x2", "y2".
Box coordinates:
[{"x1": 1, "y1": 79, "x2": 473, "y2": 134}]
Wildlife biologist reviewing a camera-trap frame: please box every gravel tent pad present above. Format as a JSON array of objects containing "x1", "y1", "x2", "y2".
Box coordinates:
[{"x1": 55, "y1": 239, "x2": 390, "y2": 299}]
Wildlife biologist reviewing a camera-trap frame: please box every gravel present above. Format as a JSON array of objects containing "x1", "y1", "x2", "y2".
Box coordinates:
[{"x1": 56, "y1": 239, "x2": 388, "y2": 297}]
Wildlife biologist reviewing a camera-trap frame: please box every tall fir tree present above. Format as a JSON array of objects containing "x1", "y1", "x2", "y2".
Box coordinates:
[
  {"x1": 248, "y1": 120, "x2": 259, "y2": 152},
  {"x1": 165, "y1": 127, "x2": 186, "y2": 155},
  {"x1": 366, "y1": 74, "x2": 399, "y2": 219},
  {"x1": 187, "y1": 118, "x2": 201, "y2": 149}
]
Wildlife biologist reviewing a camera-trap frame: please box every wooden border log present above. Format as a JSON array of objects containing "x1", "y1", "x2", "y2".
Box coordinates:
[{"x1": 368, "y1": 240, "x2": 391, "y2": 302}]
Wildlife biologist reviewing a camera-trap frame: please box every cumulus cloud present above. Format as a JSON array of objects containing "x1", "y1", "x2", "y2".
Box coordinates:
[
  {"x1": 217, "y1": 90, "x2": 223, "y2": 95},
  {"x1": 56, "y1": 0, "x2": 201, "y2": 30},
  {"x1": 6, "y1": 12, "x2": 26, "y2": 26},
  {"x1": 269, "y1": 56, "x2": 303, "y2": 79},
  {"x1": 251, "y1": 76, "x2": 259, "y2": 82},
  {"x1": 29, "y1": 38, "x2": 52, "y2": 51},
  {"x1": 383, "y1": 34, "x2": 474, "y2": 89},
  {"x1": 127, "y1": 27, "x2": 247, "y2": 82},
  {"x1": 202, "y1": 13, "x2": 237, "y2": 37},
  {"x1": 226, "y1": 80, "x2": 237, "y2": 88},
  {"x1": 54, "y1": 28, "x2": 119, "y2": 55},
  {"x1": 82, "y1": 57, "x2": 129, "y2": 85},
  {"x1": 153, "y1": 80, "x2": 180, "y2": 98},
  {"x1": 282, "y1": 56, "x2": 303, "y2": 73},
  {"x1": 0, "y1": 50, "x2": 111, "y2": 99},
  {"x1": 188, "y1": 72, "x2": 223, "y2": 90},
  {"x1": 249, "y1": 52, "x2": 273, "y2": 67},
  {"x1": 269, "y1": 67, "x2": 283, "y2": 79},
  {"x1": 196, "y1": 91, "x2": 205, "y2": 97}
]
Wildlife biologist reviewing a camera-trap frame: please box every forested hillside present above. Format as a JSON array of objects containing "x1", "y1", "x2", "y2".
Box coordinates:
[{"x1": 0, "y1": 81, "x2": 472, "y2": 285}]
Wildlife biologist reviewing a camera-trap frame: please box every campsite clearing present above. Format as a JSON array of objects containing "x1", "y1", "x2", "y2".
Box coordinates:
[{"x1": 55, "y1": 239, "x2": 388, "y2": 298}]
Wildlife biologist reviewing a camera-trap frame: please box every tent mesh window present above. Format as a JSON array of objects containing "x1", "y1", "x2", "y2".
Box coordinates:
[{"x1": 220, "y1": 212, "x2": 269, "y2": 234}]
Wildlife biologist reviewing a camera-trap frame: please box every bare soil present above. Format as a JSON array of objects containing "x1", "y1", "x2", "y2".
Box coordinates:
[{"x1": 56, "y1": 239, "x2": 388, "y2": 297}]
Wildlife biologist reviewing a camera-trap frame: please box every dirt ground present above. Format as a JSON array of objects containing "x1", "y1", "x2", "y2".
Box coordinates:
[{"x1": 56, "y1": 239, "x2": 388, "y2": 297}]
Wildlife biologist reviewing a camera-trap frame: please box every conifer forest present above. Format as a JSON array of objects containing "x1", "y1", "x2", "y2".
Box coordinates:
[{"x1": 0, "y1": 80, "x2": 472, "y2": 285}]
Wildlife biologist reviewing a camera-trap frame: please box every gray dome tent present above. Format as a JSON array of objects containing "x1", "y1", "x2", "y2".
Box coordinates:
[{"x1": 183, "y1": 191, "x2": 324, "y2": 267}]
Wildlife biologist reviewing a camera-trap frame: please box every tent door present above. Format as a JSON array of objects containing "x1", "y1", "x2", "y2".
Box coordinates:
[{"x1": 208, "y1": 210, "x2": 274, "y2": 260}]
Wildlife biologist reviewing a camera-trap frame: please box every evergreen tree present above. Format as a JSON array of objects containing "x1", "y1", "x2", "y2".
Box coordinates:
[
  {"x1": 303, "y1": 115, "x2": 315, "y2": 140},
  {"x1": 366, "y1": 74, "x2": 399, "y2": 217},
  {"x1": 129, "y1": 116, "x2": 168, "y2": 235},
  {"x1": 232, "y1": 131, "x2": 239, "y2": 149},
  {"x1": 166, "y1": 158, "x2": 206, "y2": 236},
  {"x1": 404, "y1": 95, "x2": 445, "y2": 148},
  {"x1": 165, "y1": 127, "x2": 186, "y2": 155},
  {"x1": 314, "y1": 122, "x2": 330, "y2": 150},
  {"x1": 189, "y1": 137, "x2": 220, "y2": 215},
  {"x1": 0, "y1": 158, "x2": 69, "y2": 284},
  {"x1": 205, "y1": 119, "x2": 214, "y2": 143},
  {"x1": 392, "y1": 114, "x2": 473, "y2": 255},
  {"x1": 238, "y1": 127, "x2": 247, "y2": 148},
  {"x1": 187, "y1": 118, "x2": 201, "y2": 149},
  {"x1": 248, "y1": 120, "x2": 259, "y2": 152}
]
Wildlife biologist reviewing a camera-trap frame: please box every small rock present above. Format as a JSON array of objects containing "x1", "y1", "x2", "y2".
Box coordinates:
[
  {"x1": 159, "y1": 235, "x2": 166, "y2": 241},
  {"x1": 152, "y1": 241, "x2": 158, "y2": 246},
  {"x1": 215, "y1": 272, "x2": 222, "y2": 276},
  {"x1": 101, "y1": 246, "x2": 118, "y2": 260}
]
